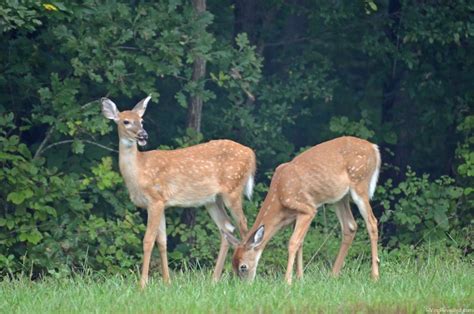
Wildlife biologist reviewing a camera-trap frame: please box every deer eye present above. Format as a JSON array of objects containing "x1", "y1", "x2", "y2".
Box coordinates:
[{"x1": 123, "y1": 120, "x2": 130, "y2": 125}]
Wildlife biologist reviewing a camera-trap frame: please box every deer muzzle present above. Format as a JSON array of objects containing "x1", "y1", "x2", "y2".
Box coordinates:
[{"x1": 137, "y1": 130, "x2": 148, "y2": 146}]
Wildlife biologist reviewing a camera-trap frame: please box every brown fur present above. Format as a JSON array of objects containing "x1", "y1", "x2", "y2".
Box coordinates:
[
  {"x1": 230, "y1": 136, "x2": 381, "y2": 283},
  {"x1": 102, "y1": 96, "x2": 256, "y2": 288}
]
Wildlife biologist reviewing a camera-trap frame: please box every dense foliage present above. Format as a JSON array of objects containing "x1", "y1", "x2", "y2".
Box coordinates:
[{"x1": 1, "y1": 0, "x2": 472, "y2": 276}]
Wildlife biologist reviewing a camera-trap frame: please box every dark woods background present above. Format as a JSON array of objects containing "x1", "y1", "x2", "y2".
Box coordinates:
[{"x1": 0, "y1": 0, "x2": 472, "y2": 277}]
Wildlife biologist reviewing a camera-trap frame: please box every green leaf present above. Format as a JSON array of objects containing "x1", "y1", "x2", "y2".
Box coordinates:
[
  {"x1": 27, "y1": 229, "x2": 43, "y2": 244},
  {"x1": 433, "y1": 211, "x2": 449, "y2": 230},
  {"x1": 72, "y1": 139, "x2": 85, "y2": 154},
  {"x1": 368, "y1": 1, "x2": 378, "y2": 11},
  {"x1": 175, "y1": 92, "x2": 188, "y2": 108},
  {"x1": 168, "y1": 0, "x2": 182, "y2": 12},
  {"x1": 7, "y1": 189, "x2": 34, "y2": 205},
  {"x1": 384, "y1": 131, "x2": 398, "y2": 145},
  {"x1": 17, "y1": 144, "x2": 32, "y2": 159}
]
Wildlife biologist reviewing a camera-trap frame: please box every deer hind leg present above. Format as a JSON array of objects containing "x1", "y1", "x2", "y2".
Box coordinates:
[
  {"x1": 222, "y1": 191, "x2": 248, "y2": 238},
  {"x1": 141, "y1": 201, "x2": 165, "y2": 289},
  {"x1": 155, "y1": 211, "x2": 170, "y2": 284},
  {"x1": 332, "y1": 195, "x2": 358, "y2": 276},
  {"x1": 350, "y1": 186, "x2": 379, "y2": 280},
  {"x1": 285, "y1": 204, "x2": 315, "y2": 285},
  {"x1": 296, "y1": 244, "x2": 304, "y2": 280},
  {"x1": 206, "y1": 202, "x2": 235, "y2": 282}
]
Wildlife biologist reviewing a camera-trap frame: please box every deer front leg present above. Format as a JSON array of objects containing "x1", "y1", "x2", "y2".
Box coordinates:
[
  {"x1": 141, "y1": 201, "x2": 165, "y2": 289},
  {"x1": 285, "y1": 212, "x2": 314, "y2": 285}
]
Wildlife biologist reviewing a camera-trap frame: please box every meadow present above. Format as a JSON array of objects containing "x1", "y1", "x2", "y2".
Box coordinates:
[{"x1": 1, "y1": 257, "x2": 472, "y2": 314}]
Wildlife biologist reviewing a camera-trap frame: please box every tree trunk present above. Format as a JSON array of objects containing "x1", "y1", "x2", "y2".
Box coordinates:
[
  {"x1": 187, "y1": 0, "x2": 207, "y2": 133},
  {"x1": 186, "y1": 59, "x2": 205, "y2": 132},
  {"x1": 182, "y1": 0, "x2": 207, "y2": 242}
]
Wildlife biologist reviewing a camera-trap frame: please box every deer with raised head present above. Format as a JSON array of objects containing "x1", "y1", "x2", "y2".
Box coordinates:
[
  {"x1": 101, "y1": 95, "x2": 256, "y2": 288},
  {"x1": 224, "y1": 136, "x2": 381, "y2": 284}
]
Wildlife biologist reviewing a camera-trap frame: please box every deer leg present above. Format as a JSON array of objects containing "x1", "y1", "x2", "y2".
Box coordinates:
[
  {"x1": 332, "y1": 196, "x2": 358, "y2": 276},
  {"x1": 206, "y1": 202, "x2": 234, "y2": 281},
  {"x1": 155, "y1": 211, "x2": 170, "y2": 284},
  {"x1": 141, "y1": 201, "x2": 164, "y2": 289},
  {"x1": 296, "y1": 244, "x2": 304, "y2": 280},
  {"x1": 351, "y1": 187, "x2": 379, "y2": 280},
  {"x1": 285, "y1": 211, "x2": 314, "y2": 285},
  {"x1": 222, "y1": 192, "x2": 248, "y2": 238}
]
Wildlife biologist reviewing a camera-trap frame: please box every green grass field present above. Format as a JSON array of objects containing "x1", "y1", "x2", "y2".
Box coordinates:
[{"x1": 1, "y1": 258, "x2": 472, "y2": 313}]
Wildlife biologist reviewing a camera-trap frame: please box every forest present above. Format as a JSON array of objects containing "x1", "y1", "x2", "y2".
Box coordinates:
[{"x1": 0, "y1": 0, "x2": 472, "y2": 280}]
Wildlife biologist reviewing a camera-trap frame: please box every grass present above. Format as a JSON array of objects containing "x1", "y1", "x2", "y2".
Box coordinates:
[{"x1": 0, "y1": 258, "x2": 472, "y2": 313}]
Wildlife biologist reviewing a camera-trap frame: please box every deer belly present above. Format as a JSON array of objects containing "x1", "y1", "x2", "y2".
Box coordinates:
[
  {"x1": 164, "y1": 183, "x2": 218, "y2": 208},
  {"x1": 166, "y1": 194, "x2": 216, "y2": 208}
]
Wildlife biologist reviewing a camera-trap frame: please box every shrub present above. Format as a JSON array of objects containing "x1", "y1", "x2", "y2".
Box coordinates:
[
  {"x1": 377, "y1": 168, "x2": 465, "y2": 252},
  {"x1": 0, "y1": 113, "x2": 144, "y2": 277}
]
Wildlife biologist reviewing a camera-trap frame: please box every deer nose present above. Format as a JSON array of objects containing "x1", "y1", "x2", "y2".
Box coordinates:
[
  {"x1": 239, "y1": 264, "x2": 248, "y2": 272},
  {"x1": 137, "y1": 130, "x2": 148, "y2": 140}
]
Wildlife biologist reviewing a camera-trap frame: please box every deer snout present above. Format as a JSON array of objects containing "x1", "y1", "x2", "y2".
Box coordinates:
[
  {"x1": 137, "y1": 130, "x2": 148, "y2": 146},
  {"x1": 137, "y1": 130, "x2": 148, "y2": 140}
]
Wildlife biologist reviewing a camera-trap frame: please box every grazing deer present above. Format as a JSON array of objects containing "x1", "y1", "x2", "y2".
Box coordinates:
[
  {"x1": 101, "y1": 95, "x2": 256, "y2": 288},
  {"x1": 224, "y1": 136, "x2": 381, "y2": 284}
]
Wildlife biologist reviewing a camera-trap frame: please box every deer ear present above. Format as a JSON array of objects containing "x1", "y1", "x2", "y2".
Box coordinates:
[
  {"x1": 132, "y1": 95, "x2": 151, "y2": 117},
  {"x1": 222, "y1": 229, "x2": 240, "y2": 248},
  {"x1": 250, "y1": 225, "x2": 264, "y2": 248},
  {"x1": 101, "y1": 98, "x2": 119, "y2": 121}
]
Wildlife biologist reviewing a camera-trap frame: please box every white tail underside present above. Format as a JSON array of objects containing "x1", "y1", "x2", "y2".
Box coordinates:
[
  {"x1": 369, "y1": 144, "x2": 381, "y2": 199},
  {"x1": 245, "y1": 175, "x2": 254, "y2": 200}
]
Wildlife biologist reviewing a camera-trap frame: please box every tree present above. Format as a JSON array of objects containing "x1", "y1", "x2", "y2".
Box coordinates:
[{"x1": 0, "y1": 0, "x2": 472, "y2": 275}]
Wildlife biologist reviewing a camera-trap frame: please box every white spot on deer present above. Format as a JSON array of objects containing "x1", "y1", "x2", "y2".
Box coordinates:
[
  {"x1": 348, "y1": 221, "x2": 356, "y2": 232},
  {"x1": 224, "y1": 222, "x2": 235, "y2": 233}
]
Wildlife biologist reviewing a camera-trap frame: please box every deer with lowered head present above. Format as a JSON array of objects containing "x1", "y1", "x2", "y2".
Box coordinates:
[
  {"x1": 101, "y1": 95, "x2": 256, "y2": 288},
  {"x1": 224, "y1": 136, "x2": 381, "y2": 284}
]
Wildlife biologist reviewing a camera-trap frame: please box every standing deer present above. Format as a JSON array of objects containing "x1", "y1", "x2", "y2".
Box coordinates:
[
  {"x1": 224, "y1": 136, "x2": 381, "y2": 284},
  {"x1": 101, "y1": 95, "x2": 256, "y2": 288}
]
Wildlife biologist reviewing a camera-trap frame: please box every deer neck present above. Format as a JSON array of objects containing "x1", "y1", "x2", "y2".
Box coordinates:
[
  {"x1": 250, "y1": 191, "x2": 286, "y2": 250},
  {"x1": 118, "y1": 138, "x2": 141, "y2": 184}
]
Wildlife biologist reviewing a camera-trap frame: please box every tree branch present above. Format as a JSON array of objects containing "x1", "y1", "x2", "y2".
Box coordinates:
[
  {"x1": 40, "y1": 139, "x2": 118, "y2": 156},
  {"x1": 33, "y1": 127, "x2": 55, "y2": 160},
  {"x1": 33, "y1": 100, "x2": 100, "y2": 160},
  {"x1": 83, "y1": 140, "x2": 118, "y2": 153}
]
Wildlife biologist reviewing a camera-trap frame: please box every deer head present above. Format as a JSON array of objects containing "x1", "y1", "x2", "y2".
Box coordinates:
[
  {"x1": 101, "y1": 95, "x2": 151, "y2": 146},
  {"x1": 225, "y1": 225, "x2": 265, "y2": 281}
]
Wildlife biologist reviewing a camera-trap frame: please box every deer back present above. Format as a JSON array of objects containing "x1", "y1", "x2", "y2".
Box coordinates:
[{"x1": 133, "y1": 140, "x2": 256, "y2": 208}]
